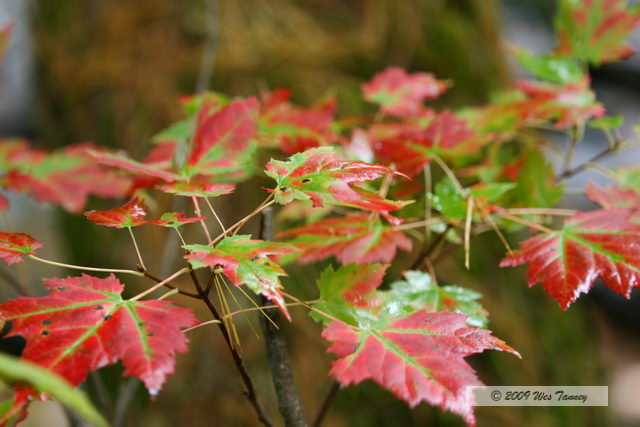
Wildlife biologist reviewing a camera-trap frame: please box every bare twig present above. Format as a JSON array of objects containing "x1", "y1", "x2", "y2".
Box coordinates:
[{"x1": 312, "y1": 381, "x2": 340, "y2": 427}]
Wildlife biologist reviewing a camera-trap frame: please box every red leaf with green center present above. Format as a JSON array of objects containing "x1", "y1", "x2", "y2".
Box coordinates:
[
  {"x1": 2, "y1": 143, "x2": 131, "y2": 212},
  {"x1": 84, "y1": 197, "x2": 148, "y2": 228},
  {"x1": 323, "y1": 312, "x2": 516, "y2": 426},
  {"x1": 312, "y1": 264, "x2": 518, "y2": 426},
  {"x1": 500, "y1": 208, "x2": 640, "y2": 310},
  {"x1": 151, "y1": 212, "x2": 207, "y2": 228},
  {"x1": 362, "y1": 67, "x2": 448, "y2": 117},
  {"x1": 586, "y1": 181, "x2": 640, "y2": 209},
  {"x1": 276, "y1": 213, "x2": 412, "y2": 265},
  {"x1": 265, "y1": 147, "x2": 411, "y2": 219},
  {"x1": 555, "y1": 0, "x2": 640, "y2": 64},
  {"x1": 89, "y1": 145, "x2": 180, "y2": 184},
  {"x1": 0, "y1": 232, "x2": 42, "y2": 265},
  {"x1": 259, "y1": 88, "x2": 338, "y2": 154},
  {"x1": 369, "y1": 112, "x2": 480, "y2": 178},
  {"x1": 515, "y1": 78, "x2": 605, "y2": 129},
  {"x1": 159, "y1": 180, "x2": 235, "y2": 198},
  {"x1": 0, "y1": 274, "x2": 198, "y2": 393},
  {"x1": 184, "y1": 236, "x2": 297, "y2": 320},
  {"x1": 186, "y1": 97, "x2": 259, "y2": 175}
]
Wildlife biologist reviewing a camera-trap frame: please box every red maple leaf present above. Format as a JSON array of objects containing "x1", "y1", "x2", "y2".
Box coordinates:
[
  {"x1": 585, "y1": 181, "x2": 640, "y2": 209},
  {"x1": 362, "y1": 67, "x2": 448, "y2": 117},
  {"x1": 0, "y1": 232, "x2": 43, "y2": 265},
  {"x1": 500, "y1": 208, "x2": 640, "y2": 309},
  {"x1": 151, "y1": 212, "x2": 206, "y2": 228},
  {"x1": 0, "y1": 274, "x2": 198, "y2": 393},
  {"x1": 185, "y1": 236, "x2": 297, "y2": 320},
  {"x1": 555, "y1": 0, "x2": 640, "y2": 64},
  {"x1": 187, "y1": 97, "x2": 259, "y2": 173},
  {"x1": 276, "y1": 213, "x2": 412, "y2": 265},
  {"x1": 324, "y1": 312, "x2": 517, "y2": 426},
  {"x1": 259, "y1": 88, "x2": 338, "y2": 154},
  {"x1": 265, "y1": 147, "x2": 411, "y2": 223},
  {"x1": 1, "y1": 142, "x2": 131, "y2": 212},
  {"x1": 84, "y1": 197, "x2": 148, "y2": 228}
]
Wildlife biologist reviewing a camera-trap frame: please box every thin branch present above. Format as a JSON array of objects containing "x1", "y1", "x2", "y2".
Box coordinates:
[
  {"x1": 464, "y1": 197, "x2": 474, "y2": 270},
  {"x1": 556, "y1": 145, "x2": 616, "y2": 180},
  {"x1": 259, "y1": 206, "x2": 309, "y2": 427},
  {"x1": 312, "y1": 382, "x2": 340, "y2": 427},
  {"x1": 191, "y1": 268, "x2": 273, "y2": 427},
  {"x1": 129, "y1": 268, "x2": 190, "y2": 301},
  {"x1": 409, "y1": 224, "x2": 452, "y2": 271},
  {"x1": 138, "y1": 268, "x2": 200, "y2": 298},
  {"x1": 30, "y1": 255, "x2": 145, "y2": 277}
]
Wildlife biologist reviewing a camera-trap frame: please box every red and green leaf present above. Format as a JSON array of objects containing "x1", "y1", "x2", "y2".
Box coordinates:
[
  {"x1": 555, "y1": 0, "x2": 640, "y2": 64},
  {"x1": 0, "y1": 274, "x2": 198, "y2": 393},
  {"x1": 0, "y1": 233, "x2": 42, "y2": 265},
  {"x1": 362, "y1": 67, "x2": 448, "y2": 117},
  {"x1": 159, "y1": 180, "x2": 235, "y2": 198},
  {"x1": 151, "y1": 212, "x2": 207, "y2": 228},
  {"x1": 265, "y1": 147, "x2": 411, "y2": 217},
  {"x1": 1, "y1": 142, "x2": 131, "y2": 212},
  {"x1": 186, "y1": 97, "x2": 259, "y2": 176},
  {"x1": 259, "y1": 88, "x2": 338, "y2": 154},
  {"x1": 586, "y1": 181, "x2": 640, "y2": 209},
  {"x1": 84, "y1": 197, "x2": 148, "y2": 228},
  {"x1": 276, "y1": 213, "x2": 412, "y2": 265},
  {"x1": 184, "y1": 236, "x2": 297, "y2": 320},
  {"x1": 313, "y1": 264, "x2": 518, "y2": 426},
  {"x1": 500, "y1": 208, "x2": 640, "y2": 310}
]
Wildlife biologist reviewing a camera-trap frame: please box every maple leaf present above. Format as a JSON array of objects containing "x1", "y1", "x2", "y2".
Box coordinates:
[
  {"x1": 368, "y1": 111, "x2": 481, "y2": 178},
  {"x1": 585, "y1": 181, "x2": 640, "y2": 209},
  {"x1": 0, "y1": 274, "x2": 198, "y2": 393},
  {"x1": 90, "y1": 146, "x2": 180, "y2": 184},
  {"x1": 259, "y1": 88, "x2": 338, "y2": 154},
  {"x1": 554, "y1": 0, "x2": 640, "y2": 64},
  {"x1": 151, "y1": 212, "x2": 207, "y2": 228},
  {"x1": 362, "y1": 67, "x2": 448, "y2": 117},
  {"x1": 186, "y1": 97, "x2": 259, "y2": 176},
  {"x1": 184, "y1": 236, "x2": 297, "y2": 320},
  {"x1": 275, "y1": 213, "x2": 412, "y2": 265},
  {"x1": 265, "y1": 147, "x2": 411, "y2": 218},
  {"x1": 0, "y1": 232, "x2": 42, "y2": 265},
  {"x1": 1, "y1": 142, "x2": 131, "y2": 212},
  {"x1": 312, "y1": 264, "x2": 518, "y2": 426},
  {"x1": 159, "y1": 180, "x2": 235, "y2": 198},
  {"x1": 84, "y1": 197, "x2": 148, "y2": 228},
  {"x1": 500, "y1": 208, "x2": 640, "y2": 310}
]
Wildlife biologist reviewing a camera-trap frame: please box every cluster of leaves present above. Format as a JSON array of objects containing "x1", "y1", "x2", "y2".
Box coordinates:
[{"x1": 0, "y1": 0, "x2": 639, "y2": 425}]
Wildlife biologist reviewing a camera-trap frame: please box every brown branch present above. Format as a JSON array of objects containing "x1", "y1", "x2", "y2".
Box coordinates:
[
  {"x1": 556, "y1": 145, "x2": 616, "y2": 181},
  {"x1": 136, "y1": 266, "x2": 200, "y2": 298},
  {"x1": 312, "y1": 381, "x2": 340, "y2": 427},
  {"x1": 190, "y1": 267, "x2": 273, "y2": 427},
  {"x1": 259, "y1": 206, "x2": 309, "y2": 427},
  {"x1": 409, "y1": 224, "x2": 452, "y2": 271}
]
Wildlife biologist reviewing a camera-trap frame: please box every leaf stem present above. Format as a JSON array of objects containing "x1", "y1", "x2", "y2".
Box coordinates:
[
  {"x1": 204, "y1": 197, "x2": 227, "y2": 233},
  {"x1": 126, "y1": 227, "x2": 146, "y2": 271},
  {"x1": 393, "y1": 217, "x2": 443, "y2": 231},
  {"x1": 192, "y1": 196, "x2": 212, "y2": 243},
  {"x1": 464, "y1": 197, "x2": 474, "y2": 270},
  {"x1": 29, "y1": 255, "x2": 145, "y2": 277},
  {"x1": 432, "y1": 155, "x2": 465, "y2": 195},
  {"x1": 496, "y1": 212, "x2": 554, "y2": 234},
  {"x1": 138, "y1": 268, "x2": 200, "y2": 298},
  {"x1": 209, "y1": 196, "x2": 275, "y2": 246},
  {"x1": 129, "y1": 267, "x2": 190, "y2": 301},
  {"x1": 502, "y1": 208, "x2": 577, "y2": 216}
]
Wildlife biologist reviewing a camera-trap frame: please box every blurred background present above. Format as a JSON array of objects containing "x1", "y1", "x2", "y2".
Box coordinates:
[{"x1": 0, "y1": 0, "x2": 639, "y2": 425}]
